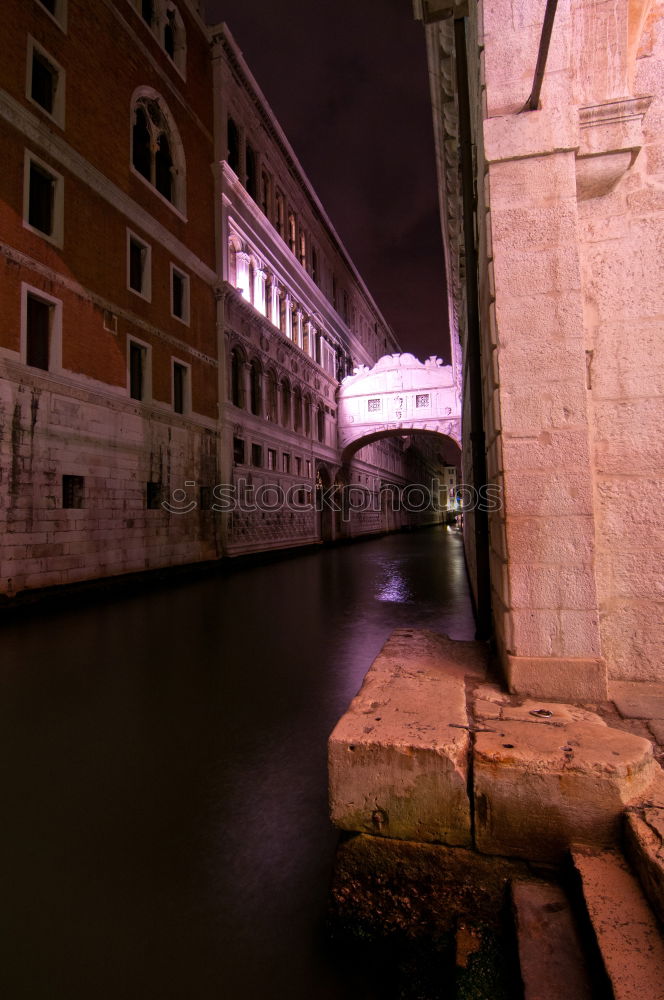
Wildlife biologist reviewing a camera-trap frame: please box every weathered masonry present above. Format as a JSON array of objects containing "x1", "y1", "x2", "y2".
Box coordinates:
[{"x1": 415, "y1": 0, "x2": 664, "y2": 693}]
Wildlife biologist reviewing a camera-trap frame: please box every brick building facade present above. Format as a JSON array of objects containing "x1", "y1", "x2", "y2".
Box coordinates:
[{"x1": 0, "y1": 1, "x2": 442, "y2": 599}]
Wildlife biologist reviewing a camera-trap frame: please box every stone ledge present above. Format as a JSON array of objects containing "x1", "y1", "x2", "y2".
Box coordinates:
[
  {"x1": 474, "y1": 720, "x2": 657, "y2": 862},
  {"x1": 328, "y1": 630, "x2": 486, "y2": 846},
  {"x1": 484, "y1": 107, "x2": 578, "y2": 164}
]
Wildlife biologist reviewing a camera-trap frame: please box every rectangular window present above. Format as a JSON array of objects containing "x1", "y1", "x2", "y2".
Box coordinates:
[
  {"x1": 295, "y1": 457, "x2": 302, "y2": 476},
  {"x1": 26, "y1": 157, "x2": 61, "y2": 241},
  {"x1": 299, "y1": 230, "x2": 307, "y2": 268},
  {"x1": 261, "y1": 170, "x2": 271, "y2": 216},
  {"x1": 129, "y1": 341, "x2": 147, "y2": 400},
  {"x1": 170, "y1": 265, "x2": 189, "y2": 323},
  {"x1": 199, "y1": 486, "x2": 212, "y2": 511},
  {"x1": 306, "y1": 460, "x2": 312, "y2": 479},
  {"x1": 267, "y1": 448, "x2": 276, "y2": 471},
  {"x1": 274, "y1": 190, "x2": 285, "y2": 237},
  {"x1": 26, "y1": 294, "x2": 52, "y2": 371},
  {"x1": 368, "y1": 398, "x2": 381, "y2": 412},
  {"x1": 146, "y1": 482, "x2": 162, "y2": 510},
  {"x1": 282, "y1": 453, "x2": 291, "y2": 474},
  {"x1": 37, "y1": 0, "x2": 67, "y2": 29},
  {"x1": 311, "y1": 247, "x2": 319, "y2": 285},
  {"x1": 128, "y1": 232, "x2": 151, "y2": 299},
  {"x1": 246, "y1": 144, "x2": 257, "y2": 199},
  {"x1": 251, "y1": 443, "x2": 263, "y2": 468},
  {"x1": 173, "y1": 361, "x2": 188, "y2": 414},
  {"x1": 28, "y1": 39, "x2": 65, "y2": 125},
  {"x1": 233, "y1": 436, "x2": 245, "y2": 465},
  {"x1": 62, "y1": 474, "x2": 84, "y2": 509},
  {"x1": 416, "y1": 394, "x2": 430, "y2": 408}
]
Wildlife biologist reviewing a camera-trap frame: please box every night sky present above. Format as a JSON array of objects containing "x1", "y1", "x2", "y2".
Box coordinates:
[{"x1": 204, "y1": 0, "x2": 450, "y2": 363}]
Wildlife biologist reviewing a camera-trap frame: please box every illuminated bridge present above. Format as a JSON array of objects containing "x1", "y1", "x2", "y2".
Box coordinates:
[{"x1": 337, "y1": 353, "x2": 462, "y2": 461}]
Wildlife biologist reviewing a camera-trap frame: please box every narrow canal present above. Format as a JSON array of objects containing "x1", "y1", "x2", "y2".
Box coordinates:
[{"x1": 0, "y1": 526, "x2": 476, "y2": 1000}]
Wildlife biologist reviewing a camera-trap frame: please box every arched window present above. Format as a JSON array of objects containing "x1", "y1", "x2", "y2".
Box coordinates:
[
  {"x1": 293, "y1": 388, "x2": 302, "y2": 432},
  {"x1": 230, "y1": 348, "x2": 244, "y2": 407},
  {"x1": 249, "y1": 359, "x2": 262, "y2": 416},
  {"x1": 267, "y1": 370, "x2": 278, "y2": 422},
  {"x1": 304, "y1": 395, "x2": 311, "y2": 436},
  {"x1": 163, "y1": 3, "x2": 186, "y2": 74},
  {"x1": 281, "y1": 379, "x2": 291, "y2": 428},
  {"x1": 317, "y1": 405, "x2": 325, "y2": 444},
  {"x1": 131, "y1": 91, "x2": 185, "y2": 211}
]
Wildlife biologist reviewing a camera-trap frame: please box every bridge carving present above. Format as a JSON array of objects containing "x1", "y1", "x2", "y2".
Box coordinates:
[{"x1": 337, "y1": 353, "x2": 461, "y2": 460}]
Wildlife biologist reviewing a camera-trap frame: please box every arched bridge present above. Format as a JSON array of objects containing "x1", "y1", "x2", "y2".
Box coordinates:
[{"x1": 337, "y1": 353, "x2": 461, "y2": 461}]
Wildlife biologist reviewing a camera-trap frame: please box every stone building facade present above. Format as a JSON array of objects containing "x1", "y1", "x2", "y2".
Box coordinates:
[
  {"x1": 415, "y1": 0, "x2": 664, "y2": 692},
  {"x1": 0, "y1": 1, "x2": 440, "y2": 600}
]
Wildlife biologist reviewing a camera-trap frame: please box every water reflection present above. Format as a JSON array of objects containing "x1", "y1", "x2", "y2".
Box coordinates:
[{"x1": 0, "y1": 527, "x2": 475, "y2": 999}]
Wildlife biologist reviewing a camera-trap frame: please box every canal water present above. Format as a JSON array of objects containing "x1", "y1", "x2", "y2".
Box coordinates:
[{"x1": 0, "y1": 526, "x2": 476, "y2": 1000}]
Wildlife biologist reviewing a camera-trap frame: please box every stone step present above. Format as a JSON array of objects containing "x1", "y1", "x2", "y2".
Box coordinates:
[
  {"x1": 572, "y1": 848, "x2": 664, "y2": 1000},
  {"x1": 511, "y1": 880, "x2": 596, "y2": 1000}
]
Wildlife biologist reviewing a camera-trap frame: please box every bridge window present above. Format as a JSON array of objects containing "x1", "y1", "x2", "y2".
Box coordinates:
[
  {"x1": 368, "y1": 398, "x2": 381, "y2": 412},
  {"x1": 316, "y1": 405, "x2": 325, "y2": 444},
  {"x1": 416, "y1": 394, "x2": 430, "y2": 408}
]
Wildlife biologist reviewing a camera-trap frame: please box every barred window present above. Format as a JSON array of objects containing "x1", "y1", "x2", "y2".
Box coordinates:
[
  {"x1": 416, "y1": 394, "x2": 430, "y2": 408},
  {"x1": 368, "y1": 398, "x2": 381, "y2": 412}
]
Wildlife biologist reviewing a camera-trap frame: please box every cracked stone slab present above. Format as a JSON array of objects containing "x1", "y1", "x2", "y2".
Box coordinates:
[
  {"x1": 474, "y1": 720, "x2": 657, "y2": 861},
  {"x1": 328, "y1": 630, "x2": 485, "y2": 846},
  {"x1": 489, "y1": 700, "x2": 607, "y2": 727}
]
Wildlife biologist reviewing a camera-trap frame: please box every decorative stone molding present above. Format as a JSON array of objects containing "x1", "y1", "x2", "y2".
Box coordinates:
[{"x1": 575, "y1": 95, "x2": 652, "y2": 199}]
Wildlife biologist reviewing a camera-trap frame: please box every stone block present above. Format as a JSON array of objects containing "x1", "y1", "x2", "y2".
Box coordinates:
[
  {"x1": 500, "y1": 383, "x2": 589, "y2": 436},
  {"x1": 505, "y1": 516, "x2": 595, "y2": 565},
  {"x1": 504, "y1": 653, "x2": 608, "y2": 701},
  {"x1": 610, "y1": 680, "x2": 664, "y2": 720},
  {"x1": 512, "y1": 881, "x2": 593, "y2": 1000},
  {"x1": 329, "y1": 631, "x2": 484, "y2": 846},
  {"x1": 505, "y1": 469, "x2": 594, "y2": 516},
  {"x1": 474, "y1": 720, "x2": 656, "y2": 860},
  {"x1": 510, "y1": 564, "x2": 598, "y2": 611},
  {"x1": 484, "y1": 109, "x2": 578, "y2": 165},
  {"x1": 501, "y1": 428, "x2": 590, "y2": 473},
  {"x1": 572, "y1": 849, "x2": 664, "y2": 1000},
  {"x1": 625, "y1": 807, "x2": 664, "y2": 925}
]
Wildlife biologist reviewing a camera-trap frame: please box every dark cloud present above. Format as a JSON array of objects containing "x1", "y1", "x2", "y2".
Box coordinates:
[{"x1": 205, "y1": 0, "x2": 449, "y2": 362}]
